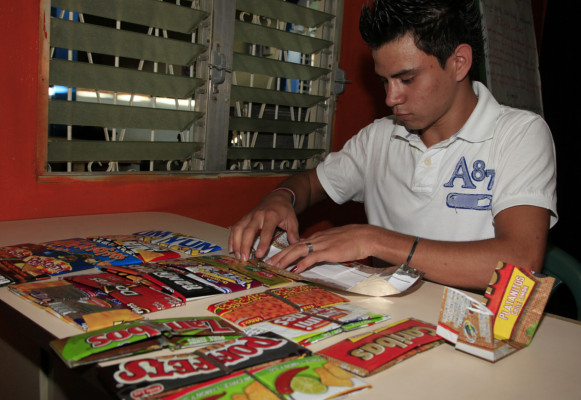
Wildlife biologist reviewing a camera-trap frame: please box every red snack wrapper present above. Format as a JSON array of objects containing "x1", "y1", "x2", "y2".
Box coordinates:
[
  {"x1": 268, "y1": 285, "x2": 349, "y2": 311},
  {"x1": 207, "y1": 292, "x2": 298, "y2": 327},
  {"x1": 317, "y1": 318, "x2": 443, "y2": 377}
]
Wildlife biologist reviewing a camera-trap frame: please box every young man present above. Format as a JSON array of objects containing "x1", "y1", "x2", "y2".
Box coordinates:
[{"x1": 228, "y1": 0, "x2": 557, "y2": 290}]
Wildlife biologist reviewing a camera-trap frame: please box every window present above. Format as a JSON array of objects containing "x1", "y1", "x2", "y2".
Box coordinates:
[{"x1": 45, "y1": 0, "x2": 344, "y2": 174}]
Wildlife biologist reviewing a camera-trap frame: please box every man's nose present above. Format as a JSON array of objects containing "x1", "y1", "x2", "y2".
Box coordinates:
[{"x1": 385, "y1": 82, "x2": 404, "y2": 108}]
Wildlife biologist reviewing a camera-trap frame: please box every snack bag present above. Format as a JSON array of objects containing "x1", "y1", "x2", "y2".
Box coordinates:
[
  {"x1": 162, "y1": 371, "x2": 278, "y2": 400},
  {"x1": 51, "y1": 320, "x2": 168, "y2": 367},
  {"x1": 207, "y1": 292, "x2": 298, "y2": 327},
  {"x1": 2, "y1": 243, "x2": 101, "y2": 275},
  {"x1": 196, "y1": 333, "x2": 311, "y2": 373},
  {"x1": 0, "y1": 258, "x2": 50, "y2": 286},
  {"x1": 102, "y1": 263, "x2": 222, "y2": 302},
  {"x1": 154, "y1": 316, "x2": 243, "y2": 349},
  {"x1": 162, "y1": 258, "x2": 264, "y2": 293},
  {"x1": 243, "y1": 313, "x2": 343, "y2": 346},
  {"x1": 132, "y1": 230, "x2": 222, "y2": 255},
  {"x1": 193, "y1": 255, "x2": 293, "y2": 287},
  {"x1": 305, "y1": 303, "x2": 390, "y2": 331},
  {"x1": 250, "y1": 355, "x2": 371, "y2": 399},
  {"x1": 8, "y1": 279, "x2": 141, "y2": 331},
  {"x1": 89, "y1": 234, "x2": 181, "y2": 262},
  {"x1": 268, "y1": 285, "x2": 349, "y2": 311},
  {"x1": 98, "y1": 353, "x2": 226, "y2": 400},
  {"x1": 41, "y1": 238, "x2": 142, "y2": 267},
  {"x1": 317, "y1": 319, "x2": 443, "y2": 377}
]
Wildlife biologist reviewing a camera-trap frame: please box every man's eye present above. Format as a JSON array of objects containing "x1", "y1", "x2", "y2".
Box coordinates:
[{"x1": 401, "y1": 77, "x2": 414, "y2": 84}]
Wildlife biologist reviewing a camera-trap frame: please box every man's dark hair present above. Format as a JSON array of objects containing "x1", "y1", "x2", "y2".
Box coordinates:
[{"x1": 359, "y1": 0, "x2": 484, "y2": 79}]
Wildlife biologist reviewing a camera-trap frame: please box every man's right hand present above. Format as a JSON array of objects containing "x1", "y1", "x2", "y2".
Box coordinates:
[{"x1": 228, "y1": 189, "x2": 300, "y2": 261}]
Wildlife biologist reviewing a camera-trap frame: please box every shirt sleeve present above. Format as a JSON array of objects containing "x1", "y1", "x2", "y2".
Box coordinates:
[
  {"x1": 490, "y1": 110, "x2": 558, "y2": 227},
  {"x1": 316, "y1": 119, "x2": 390, "y2": 204}
]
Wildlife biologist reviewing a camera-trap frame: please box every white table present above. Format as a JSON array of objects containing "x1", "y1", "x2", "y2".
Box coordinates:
[{"x1": 1, "y1": 213, "x2": 580, "y2": 399}]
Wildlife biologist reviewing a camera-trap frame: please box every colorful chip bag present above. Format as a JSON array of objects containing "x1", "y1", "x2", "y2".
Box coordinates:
[
  {"x1": 207, "y1": 292, "x2": 298, "y2": 327},
  {"x1": 132, "y1": 230, "x2": 222, "y2": 255},
  {"x1": 243, "y1": 312, "x2": 343, "y2": 346},
  {"x1": 98, "y1": 353, "x2": 226, "y2": 400},
  {"x1": 8, "y1": 279, "x2": 142, "y2": 331},
  {"x1": 317, "y1": 318, "x2": 443, "y2": 377},
  {"x1": 249, "y1": 355, "x2": 371, "y2": 400},
  {"x1": 196, "y1": 333, "x2": 310, "y2": 373},
  {"x1": 154, "y1": 317, "x2": 244, "y2": 349},
  {"x1": 89, "y1": 235, "x2": 182, "y2": 262},
  {"x1": 41, "y1": 238, "x2": 143, "y2": 267},
  {"x1": 268, "y1": 285, "x2": 349, "y2": 311},
  {"x1": 305, "y1": 303, "x2": 390, "y2": 331},
  {"x1": 162, "y1": 371, "x2": 277, "y2": 400},
  {"x1": 51, "y1": 320, "x2": 169, "y2": 367}
]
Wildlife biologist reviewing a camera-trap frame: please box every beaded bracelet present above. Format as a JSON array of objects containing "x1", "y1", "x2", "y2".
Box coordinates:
[
  {"x1": 406, "y1": 236, "x2": 420, "y2": 266},
  {"x1": 271, "y1": 187, "x2": 296, "y2": 207}
]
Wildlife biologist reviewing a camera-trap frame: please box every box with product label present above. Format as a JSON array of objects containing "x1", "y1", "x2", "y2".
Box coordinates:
[{"x1": 436, "y1": 262, "x2": 555, "y2": 362}]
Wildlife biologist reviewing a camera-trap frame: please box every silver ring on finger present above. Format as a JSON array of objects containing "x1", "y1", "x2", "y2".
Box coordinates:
[{"x1": 305, "y1": 242, "x2": 314, "y2": 254}]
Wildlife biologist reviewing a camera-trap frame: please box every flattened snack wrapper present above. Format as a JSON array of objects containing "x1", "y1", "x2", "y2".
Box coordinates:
[
  {"x1": 192, "y1": 254, "x2": 293, "y2": 288},
  {"x1": 132, "y1": 230, "x2": 222, "y2": 255},
  {"x1": 159, "y1": 257, "x2": 264, "y2": 293},
  {"x1": 68, "y1": 271, "x2": 185, "y2": 314},
  {"x1": 208, "y1": 292, "x2": 298, "y2": 327},
  {"x1": 66, "y1": 272, "x2": 138, "y2": 294},
  {"x1": 89, "y1": 235, "x2": 181, "y2": 262},
  {"x1": 103, "y1": 263, "x2": 222, "y2": 302},
  {"x1": 98, "y1": 353, "x2": 226, "y2": 400},
  {"x1": 51, "y1": 320, "x2": 168, "y2": 367},
  {"x1": 162, "y1": 371, "x2": 277, "y2": 400},
  {"x1": 51, "y1": 317, "x2": 243, "y2": 368},
  {"x1": 250, "y1": 354, "x2": 371, "y2": 400},
  {"x1": 243, "y1": 313, "x2": 343, "y2": 346},
  {"x1": 153, "y1": 317, "x2": 244, "y2": 349},
  {"x1": 436, "y1": 262, "x2": 555, "y2": 362},
  {"x1": 0, "y1": 258, "x2": 50, "y2": 287},
  {"x1": 8, "y1": 279, "x2": 141, "y2": 331},
  {"x1": 317, "y1": 318, "x2": 443, "y2": 377},
  {"x1": 2, "y1": 243, "x2": 101, "y2": 276},
  {"x1": 41, "y1": 238, "x2": 142, "y2": 267},
  {"x1": 108, "y1": 284, "x2": 184, "y2": 315},
  {"x1": 305, "y1": 303, "x2": 390, "y2": 331},
  {"x1": 268, "y1": 285, "x2": 349, "y2": 311},
  {"x1": 196, "y1": 333, "x2": 311, "y2": 373}
]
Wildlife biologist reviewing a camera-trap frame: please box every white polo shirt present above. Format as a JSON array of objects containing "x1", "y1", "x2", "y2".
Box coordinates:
[{"x1": 316, "y1": 82, "x2": 557, "y2": 242}]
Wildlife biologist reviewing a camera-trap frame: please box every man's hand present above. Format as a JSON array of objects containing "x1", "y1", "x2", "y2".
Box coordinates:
[
  {"x1": 266, "y1": 224, "x2": 382, "y2": 273},
  {"x1": 228, "y1": 190, "x2": 300, "y2": 261},
  {"x1": 228, "y1": 169, "x2": 327, "y2": 262}
]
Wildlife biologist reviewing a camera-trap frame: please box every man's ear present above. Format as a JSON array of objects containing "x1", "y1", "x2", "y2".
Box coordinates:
[{"x1": 452, "y1": 43, "x2": 473, "y2": 81}]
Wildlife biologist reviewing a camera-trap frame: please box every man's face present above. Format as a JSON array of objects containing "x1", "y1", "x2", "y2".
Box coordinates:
[{"x1": 372, "y1": 33, "x2": 460, "y2": 136}]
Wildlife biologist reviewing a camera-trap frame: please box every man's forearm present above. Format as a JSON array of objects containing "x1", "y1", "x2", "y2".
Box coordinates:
[
  {"x1": 370, "y1": 206, "x2": 550, "y2": 290},
  {"x1": 374, "y1": 234, "x2": 544, "y2": 290}
]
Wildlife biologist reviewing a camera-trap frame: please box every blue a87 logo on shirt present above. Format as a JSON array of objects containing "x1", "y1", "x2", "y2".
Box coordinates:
[{"x1": 443, "y1": 156, "x2": 495, "y2": 210}]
